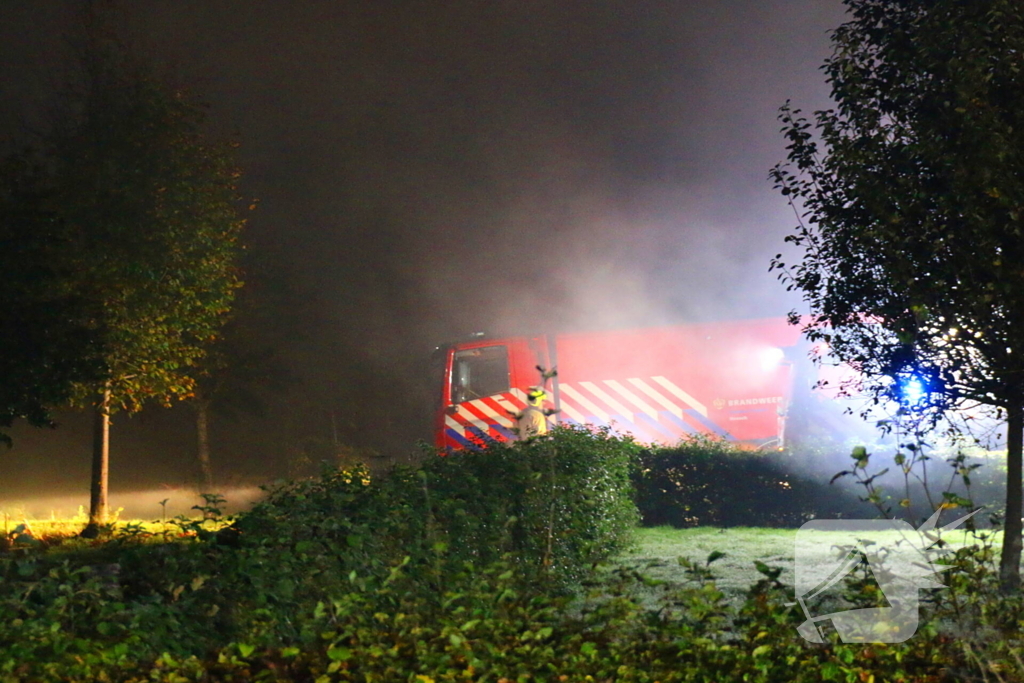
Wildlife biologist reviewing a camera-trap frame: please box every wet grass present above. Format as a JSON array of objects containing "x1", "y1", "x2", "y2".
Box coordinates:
[{"x1": 625, "y1": 525, "x2": 995, "y2": 597}]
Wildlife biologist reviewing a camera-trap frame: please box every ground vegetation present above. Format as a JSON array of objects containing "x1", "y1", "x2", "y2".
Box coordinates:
[{"x1": 1, "y1": 430, "x2": 1021, "y2": 681}]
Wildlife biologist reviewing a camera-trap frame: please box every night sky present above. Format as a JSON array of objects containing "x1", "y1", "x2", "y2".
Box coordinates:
[{"x1": 0, "y1": 1, "x2": 846, "y2": 499}]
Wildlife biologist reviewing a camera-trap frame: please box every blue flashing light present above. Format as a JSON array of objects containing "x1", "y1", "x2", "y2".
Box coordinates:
[{"x1": 901, "y1": 376, "x2": 926, "y2": 406}]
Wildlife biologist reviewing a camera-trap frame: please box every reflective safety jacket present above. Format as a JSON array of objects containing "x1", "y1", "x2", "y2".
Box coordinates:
[{"x1": 516, "y1": 405, "x2": 548, "y2": 439}]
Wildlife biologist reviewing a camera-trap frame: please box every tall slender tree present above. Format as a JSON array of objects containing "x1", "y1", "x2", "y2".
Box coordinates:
[
  {"x1": 46, "y1": 34, "x2": 244, "y2": 532},
  {"x1": 772, "y1": 0, "x2": 1024, "y2": 590}
]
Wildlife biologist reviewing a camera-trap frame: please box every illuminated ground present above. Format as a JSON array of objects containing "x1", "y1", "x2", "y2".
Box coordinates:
[{"x1": 0, "y1": 486, "x2": 266, "y2": 527}]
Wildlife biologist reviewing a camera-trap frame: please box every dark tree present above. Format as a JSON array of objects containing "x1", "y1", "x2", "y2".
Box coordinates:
[
  {"x1": 0, "y1": 155, "x2": 106, "y2": 443},
  {"x1": 771, "y1": 0, "x2": 1024, "y2": 590},
  {"x1": 46, "y1": 36, "x2": 245, "y2": 530}
]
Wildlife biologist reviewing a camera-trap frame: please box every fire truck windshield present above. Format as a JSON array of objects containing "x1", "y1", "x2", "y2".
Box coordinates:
[{"x1": 452, "y1": 345, "x2": 510, "y2": 403}]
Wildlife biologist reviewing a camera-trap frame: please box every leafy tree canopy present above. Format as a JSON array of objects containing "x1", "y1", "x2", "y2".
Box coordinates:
[
  {"x1": 48, "y1": 39, "x2": 245, "y2": 413},
  {"x1": 772, "y1": 0, "x2": 1024, "y2": 417},
  {"x1": 771, "y1": 0, "x2": 1024, "y2": 590}
]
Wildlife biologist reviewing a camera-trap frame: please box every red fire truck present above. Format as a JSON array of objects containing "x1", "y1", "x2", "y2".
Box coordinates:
[{"x1": 433, "y1": 317, "x2": 806, "y2": 450}]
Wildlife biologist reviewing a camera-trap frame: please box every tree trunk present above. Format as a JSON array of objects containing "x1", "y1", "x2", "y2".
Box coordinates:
[
  {"x1": 1000, "y1": 403, "x2": 1023, "y2": 593},
  {"x1": 87, "y1": 386, "x2": 111, "y2": 529},
  {"x1": 195, "y1": 398, "x2": 214, "y2": 492}
]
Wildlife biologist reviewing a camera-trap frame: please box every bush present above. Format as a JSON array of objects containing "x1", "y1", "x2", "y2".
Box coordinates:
[
  {"x1": 3, "y1": 495, "x2": 1024, "y2": 680},
  {"x1": 634, "y1": 436, "x2": 869, "y2": 527},
  {"x1": 0, "y1": 426, "x2": 641, "y2": 680},
  {"x1": 62, "y1": 548, "x2": 1024, "y2": 682},
  {"x1": 421, "y1": 424, "x2": 640, "y2": 584},
  {"x1": 235, "y1": 424, "x2": 640, "y2": 588}
]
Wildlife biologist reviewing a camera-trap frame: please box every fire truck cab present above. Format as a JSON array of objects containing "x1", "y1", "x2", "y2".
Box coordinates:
[{"x1": 434, "y1": 317, "x2": 804, "y2": 450}]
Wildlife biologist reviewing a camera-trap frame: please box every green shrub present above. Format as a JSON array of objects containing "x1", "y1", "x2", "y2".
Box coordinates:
[
  {"x1": 634, "y1": 436, "x2": 869, "y2": 527},
  {"x1": 234, "y1": 424, "x2": 640, "y2": 588},
  {"x1": 11, "y1": 428, "x2": 1023, "y2": 682},
  {"x1": 104, "y1": 552, "x2": 1024, "y2": 682},
  {"x1": 418, "y1": 424, "x2": 640, "y2": 584},
  {"x1": 0, "y1": 426, "x2": 640, "y2": 680},
  {"x1": 3, "y1": 523, "x2": 1024, "y2": 680}
]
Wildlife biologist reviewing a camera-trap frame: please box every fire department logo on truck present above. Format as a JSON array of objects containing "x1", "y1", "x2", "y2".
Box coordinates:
[
  {"x1": 727, "y1": 396, "x2": 783, "y2": 407},
  {"x1": 713, "y1": 396, "x2": 784, "y2": 410}
]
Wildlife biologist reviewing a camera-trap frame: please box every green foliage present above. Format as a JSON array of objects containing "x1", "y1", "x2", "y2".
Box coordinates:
[
  {"x1": 0, "y1": 23, "x2": 244, "y2": 447},
  {"x1": 0, "y1": 427, "x2": 640, "y2": 679},
  {"x1": 420, "y1": 425, "x2": 639, "y2": 584},
  {"x1": 48, "y1": 35, "x2": 245, "y2": 413},
  {"x1": 4, "y1": 429, "x2": 1022, "y2": 681},
  {"x1": 2, "y1": 504, "x2": 1024, "y2": 680},
  {"x1": 830, "y1": 440, "x2": 1008, "y2": 525},
  {"x1": 771, "y1": 0, "x2": 1024, "y2": 416},
  {"x1": 236, "y1": 425, "x2": 639, "y2": 589},
  {"x1": 634, "y1": 437, "x2": 869, "y2": 527},
  {"x1": 771, "y1": 0, "x2": 1024, "y2": 590}
]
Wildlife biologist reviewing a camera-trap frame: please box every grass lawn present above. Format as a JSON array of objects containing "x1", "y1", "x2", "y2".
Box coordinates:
[
  {"x1": 624, "y1": 525, "x2": 997, "y2": 597},
  {"x1": 625, "y1": 526, "x2": 799, "y2": 594}
]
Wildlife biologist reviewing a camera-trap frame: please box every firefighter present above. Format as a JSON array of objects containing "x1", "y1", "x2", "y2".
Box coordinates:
[{"x1": 516, "y1": 386, "x2": 549, "y2": 439}]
